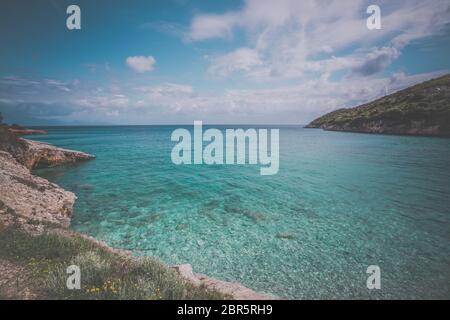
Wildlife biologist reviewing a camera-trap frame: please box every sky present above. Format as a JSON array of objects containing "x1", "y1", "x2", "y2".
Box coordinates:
[{"x1": 0, "y1": 0, "x2": 449, "y2": 125}]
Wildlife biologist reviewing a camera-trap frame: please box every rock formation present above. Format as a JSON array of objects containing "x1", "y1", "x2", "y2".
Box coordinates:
[
  {"x1": 0, "y1": 125, "x2": 94, "y2": 169},
  {"x1": 19, "y1": 139, "x2": 95, "y2": 169}
]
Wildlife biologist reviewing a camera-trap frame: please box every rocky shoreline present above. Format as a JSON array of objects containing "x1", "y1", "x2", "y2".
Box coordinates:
[{"x1": 0, "y1": 128, "x2": 272, "y2": 300}]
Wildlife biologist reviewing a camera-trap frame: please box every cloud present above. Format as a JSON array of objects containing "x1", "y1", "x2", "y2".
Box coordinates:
[
  {"x1": 3, "y1": 0, "x2": 450, "y2": 126},
  {"x1": 187, "y1": 13, "x2": 239, "y2": 41},
  {"x1": 126, "y1": 56, "x2": 156, "y2": 73},
  {"x1": 351, "y1": 47, "x2": 400, "y2": 76},
  {"x1": 74, "y1": 96, "x2": 130, "y2": 109},
  {"x1": 141, "y1": 70, "x2": 448, "y2": 123},
  {"x1": 139, "y1": 83, "x2": 194, "y2": 97},
  {"x1": 1, "y1": 70, "x2": 448, "y2": 125},
  {"x1": 208, "y1": 48, "x2": 263, "y2": 77},
  {"x1": 188, "y1": 0, "x2": 450, "y2": 80}
]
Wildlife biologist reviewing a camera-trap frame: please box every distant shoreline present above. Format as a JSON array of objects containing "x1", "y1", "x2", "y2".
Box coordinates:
[{"x1": 306, "y1": 74, "x2": 450, "y2": 137}]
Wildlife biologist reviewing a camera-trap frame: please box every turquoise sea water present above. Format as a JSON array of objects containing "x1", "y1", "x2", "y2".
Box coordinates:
[{"x1": 32, "y1": 126, "x2": 450, "y2": 299}]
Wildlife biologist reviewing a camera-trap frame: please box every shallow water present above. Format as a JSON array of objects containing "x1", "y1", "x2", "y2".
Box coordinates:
[{"x1": 32, "y1": 125, "x2": 450, "y2": 299}]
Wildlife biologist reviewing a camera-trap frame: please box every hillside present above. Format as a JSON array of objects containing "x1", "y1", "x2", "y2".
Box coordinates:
[{"x1": 306, "y1": 74, "x2": 450, "y2": 136}]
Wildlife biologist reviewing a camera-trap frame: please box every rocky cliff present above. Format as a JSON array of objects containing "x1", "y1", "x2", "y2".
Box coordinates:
[{"x1": 306, "y1": 74, "x2": 450, "y2": 136}]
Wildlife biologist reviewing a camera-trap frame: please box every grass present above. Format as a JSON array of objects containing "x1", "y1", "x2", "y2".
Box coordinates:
[{"x1": 0, "y1": 226, "x2": 229, "y2": 300}]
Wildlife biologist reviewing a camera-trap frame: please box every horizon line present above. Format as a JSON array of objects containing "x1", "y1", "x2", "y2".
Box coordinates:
[{"x1": 24, "y1": 123, "x2": 308, "y2": 127}]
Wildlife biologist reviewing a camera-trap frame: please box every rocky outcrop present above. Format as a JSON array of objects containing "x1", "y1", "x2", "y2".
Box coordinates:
[
  {"x1": 172, "y1": 264, "x2": 275, "y2": 300},
  {"x1": 19, "y1": 139, "x2": 95, "y2": 169},
  {"x1": 306, "y1": 74, "x2": 450, "y2": 136},
  {"x1": 0, "y1": 151, "x2": 75, "y2": 229},
  {"x1": 0, "y1": 125, "x2": 95, "y2": 169}
]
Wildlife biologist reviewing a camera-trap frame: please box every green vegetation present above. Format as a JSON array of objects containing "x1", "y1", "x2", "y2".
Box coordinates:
[
  {"x1": 0, "y1": 226, "x2": 228, "y2": 300},
  {"x1": 307, "y1": 74, "x2": 450, "y2": 136}
]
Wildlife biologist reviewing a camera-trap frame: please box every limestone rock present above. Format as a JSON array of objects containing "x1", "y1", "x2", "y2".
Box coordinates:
[
  {"x1": 20, "y1": 139, "x2": 95, "y2": 169},
  {"x1": 0, "y1": 151, "x2": 75, "y2": 228},
  {"x1": 0, "y1": 125, "x2": 94, "y2": 169}
]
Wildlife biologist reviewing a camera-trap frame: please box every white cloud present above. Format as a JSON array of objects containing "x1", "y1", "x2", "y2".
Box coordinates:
[
  {"x1": 126, "y1": 56, "x2": 156, "y2": 73},
  {"x1": 1, "y1": 70, "x2": 447, "y2": 124},
  {"x1": 208, "y1": 48, "x2": 263, "y2": 77},
  {"x1": 189, "y1": 0, "x2": 450, "y2": 80},
  {"x1": 147, "y1": 71, "x2": 447, "y2": 123},
  {"x1": 74, "y1": 95, "x2": 129, "y2": 109},
  {"x1": 187, "y1": 13, "x2": 239, "y2": 41}
]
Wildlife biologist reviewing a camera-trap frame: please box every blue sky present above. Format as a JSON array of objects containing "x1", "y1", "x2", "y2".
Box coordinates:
[{"x1": 0, "y1": 0, "x2": 449, "y2": 125}]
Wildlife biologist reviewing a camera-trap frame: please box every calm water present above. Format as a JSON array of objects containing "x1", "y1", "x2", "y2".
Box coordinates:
[{"x1": 32, "y1": 126, "x2": 450, "y2": 299}]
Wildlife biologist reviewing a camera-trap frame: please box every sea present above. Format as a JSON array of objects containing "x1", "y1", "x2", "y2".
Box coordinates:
[{"x1": 30, "y1": 125, "x2": 450, "y2": 299}]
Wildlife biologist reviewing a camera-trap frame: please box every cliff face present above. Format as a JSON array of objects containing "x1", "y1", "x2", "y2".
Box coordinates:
[{"x1": 306, "y1": 74, "x2": 450, "y2": 136}]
